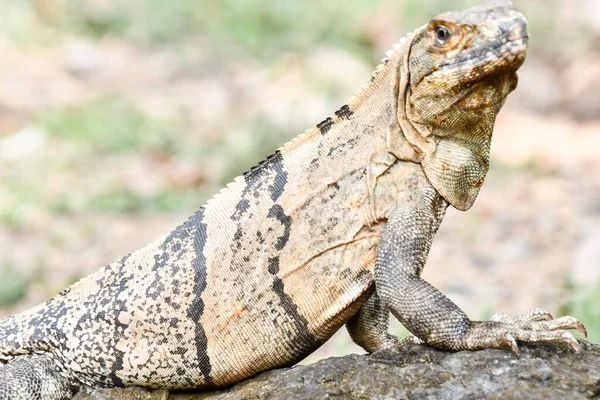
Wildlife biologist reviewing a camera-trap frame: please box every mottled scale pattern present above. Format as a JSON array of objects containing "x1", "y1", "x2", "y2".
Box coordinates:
[{"x1": 0, "y1": 355, "x2": 76, "y2": 399}]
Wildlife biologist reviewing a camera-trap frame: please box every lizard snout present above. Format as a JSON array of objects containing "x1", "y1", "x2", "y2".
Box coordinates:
[{"x1": 500, "y1": 11, "x2": 528, "y2": 42}]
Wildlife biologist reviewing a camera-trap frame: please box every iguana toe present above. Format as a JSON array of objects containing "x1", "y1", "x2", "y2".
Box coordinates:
[{"x1": 459, "y1": 313, "x2": 585, "y2": 354}]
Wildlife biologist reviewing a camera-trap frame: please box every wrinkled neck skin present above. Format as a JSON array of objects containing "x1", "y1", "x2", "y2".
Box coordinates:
[
  {"x1": 334, "y1": 40, "x2": 420, "y2": 166},
  {"x1": 396, "y1": 28, "x2": 517, "y2": 211}
]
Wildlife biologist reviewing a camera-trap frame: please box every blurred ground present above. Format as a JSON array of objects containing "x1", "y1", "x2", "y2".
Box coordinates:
[{"x1": 0, "y1": 0, "x2": 598, "y2": 363}]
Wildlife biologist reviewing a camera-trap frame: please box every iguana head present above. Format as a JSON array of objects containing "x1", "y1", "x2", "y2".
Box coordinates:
[{"x1": 398, "y1": 0, "x2": 528, "y2": 210}]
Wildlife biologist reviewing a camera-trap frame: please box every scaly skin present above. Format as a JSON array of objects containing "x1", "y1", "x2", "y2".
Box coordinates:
[{"x1": 0, "y1": 1, "x2": 586, "y2": 399}]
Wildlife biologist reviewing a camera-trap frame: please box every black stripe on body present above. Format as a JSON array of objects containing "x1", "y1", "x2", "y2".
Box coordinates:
[
  {"x1": 267, "y1": 205, "x2": 291, "y2": 251},
  {"x1": 268, "y1": 155, "x2": 288, "y2": 201},
  {"x1": 233, "y1": 150, "x2": 288, "y2": 222},
  {"x1": 317, "y1": 117, "x2": 334, "y2": 134},
  {"x1": 266, "y1": 255, "x2": 319, "y2": 352},
  {"x1": 182, "y1": 209, "x2": 213, "y2": 385},
  {"x1": 242, "y1": 150, "x2": 287, "y2": 192},
  {"x1": 154, "y1": 208, "x2": 213, "y2": 385},
  {"x1": 231, "y1": 149, "x2": 288, "y2": 262},
  {"x1": 334, "y1": 104, "x2": 354, "y2": 120}
]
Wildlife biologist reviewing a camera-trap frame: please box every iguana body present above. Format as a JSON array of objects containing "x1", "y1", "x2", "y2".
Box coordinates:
[{"x1": 0, "y1": 1, "x2": 585, "y2": 399}]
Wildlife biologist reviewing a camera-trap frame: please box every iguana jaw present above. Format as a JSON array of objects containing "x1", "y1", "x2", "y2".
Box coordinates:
[{"x1": 397, "y1": 0, "x2": 528, "y2": 211}]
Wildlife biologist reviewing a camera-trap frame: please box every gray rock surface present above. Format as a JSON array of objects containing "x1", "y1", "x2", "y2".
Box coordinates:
[{"x1": 74, "y1": 342, "x2": 600, "y2": 400}]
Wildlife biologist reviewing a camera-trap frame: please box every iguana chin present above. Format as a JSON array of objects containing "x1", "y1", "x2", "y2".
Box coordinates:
[{"x1": 0, "y1": 1, "x2": 586, "y2": 399}]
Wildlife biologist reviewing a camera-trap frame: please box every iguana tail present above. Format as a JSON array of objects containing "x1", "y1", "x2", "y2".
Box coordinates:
[
  {"x1": 0, "y1": 304, "x2": 77, "y2": 399},
  {"x1": 0, "y1": 354, "x2": 77, "y2": 399}
]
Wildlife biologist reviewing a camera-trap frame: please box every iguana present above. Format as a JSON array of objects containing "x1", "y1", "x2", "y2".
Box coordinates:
[{"x1": 0, "y1": 1, "x2": 586, "y2": 399}]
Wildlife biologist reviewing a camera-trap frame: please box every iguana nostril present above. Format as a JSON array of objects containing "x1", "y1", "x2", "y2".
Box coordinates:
[{"x1": 502, "y1": 15, "x2": 528, "y2": 41}]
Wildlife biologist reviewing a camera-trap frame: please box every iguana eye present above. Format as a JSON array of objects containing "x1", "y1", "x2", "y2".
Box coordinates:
[{"x1": 434, "y1": 25, "x2": 451, "y2": 45}]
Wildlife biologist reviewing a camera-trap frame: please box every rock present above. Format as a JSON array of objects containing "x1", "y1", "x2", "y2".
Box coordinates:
[
  {"x1": 75, "y1": 342, "x2": 600, "y2": 399},
  {"x1": 73, "y1": 387, "x2": 168, "y2": 400}
]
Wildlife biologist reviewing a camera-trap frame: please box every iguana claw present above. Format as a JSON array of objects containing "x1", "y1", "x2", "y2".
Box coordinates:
[{"x1": 577, "y1": 323, "x2": 588, "y2": 338}]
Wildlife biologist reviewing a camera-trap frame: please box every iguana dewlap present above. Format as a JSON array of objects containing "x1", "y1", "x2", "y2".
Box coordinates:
[{"x1": 0, "y1": 1, "x2": 586, "y2": 399}]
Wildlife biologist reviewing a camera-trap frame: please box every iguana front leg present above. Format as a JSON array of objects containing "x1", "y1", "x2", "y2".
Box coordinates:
[{"x1": 374, "y1": 187, "x2": 585, "y2": 353}]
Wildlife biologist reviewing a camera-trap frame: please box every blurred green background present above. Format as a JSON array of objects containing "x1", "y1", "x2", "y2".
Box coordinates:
[{"x1": 0, "y1": 0, "x2": 599, "y2": 361}]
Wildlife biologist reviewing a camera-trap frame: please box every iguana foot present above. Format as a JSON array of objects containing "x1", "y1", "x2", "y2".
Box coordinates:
[
  {"x1": 0, "y1": 354, "x2": 77, "y2": 400},
  {"x1": 374, "y1": 334, "x2": 424, "y2": 352},
  {"x1": 397, "y1": 335, "x2": 423, "y2": 347},
  {"x1": 490, "y1": 308, "x2": 587, "y2": 337},
  {"x1": 462, "y1": 308, "x2": 586, "y2": 354}
]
